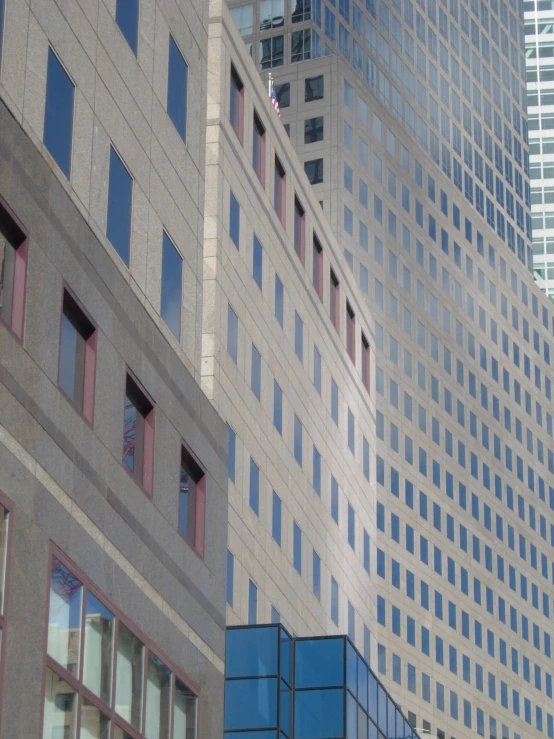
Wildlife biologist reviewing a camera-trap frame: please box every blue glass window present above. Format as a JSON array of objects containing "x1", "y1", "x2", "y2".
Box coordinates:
[
  {"x1": 249, "y1": 457, "x2": 259, "y2": 515},
  {"x1": 295, "y1": 689, "x2": 344, "y2": 738},
  {"x1": 227, "y1": 424, "x2": 236, "y2": 482},
  {"x1": 227, "y1": 304, "x2": 238, "y2": 363},
  {"x1": 295, "y1": 638, "x2": 344, "y2": 688},
  {"x1": 116, "y1": 0, "x2": 139, "y2": 54},
  {"x1": 225, "y1": 677, "x2": 277, "y2": 730},
  {"x1": 226, "y1": 627, "x2": 279, "y2": 677},
  {"x1": 293, "y1": 522, "x2": 302, "y2": 573},
  {"x1": 248, "y1": 579, "x2": 258, "y2": 624},
  {"x1": 274, "y1": 274, "x2": 284, "y2": 326},
  {"x1": 44, "y1": 49, "x2": 75, "y2": 179},
  {"x1": 230, "y1": 191, "x2": 240, "y2": 248},
  {"x1": 226, "y1": 550, "x2": 234, "y2": 605},
  {"x1": 106, "y1": 148, "x2": 133, "y2": 265},
  {"x1": 294, "y1": 414, "x2": 302, "y2": 465},
  {"x1": 167, "y1": 35, "x2": 188, "y2": 140},
  {"x1": 272, "y1": 491, "x2": 281, "y2": 545},
  {"x1": 253, "y1": 235, "x2": 263, "y2": 289},
  {"x1": 160, "y1": 232, "x2": 182, "y2": 340},
  {"x1": 313, "y1": 550, "x2": 321, "y2": 599}
]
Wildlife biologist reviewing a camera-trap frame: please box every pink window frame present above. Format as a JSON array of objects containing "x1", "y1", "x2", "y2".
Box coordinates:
[
  {"x1": 58, "y1": 285, "x2": 97, "y2": 425},
  {"x1": 362, "y1": 333, "x2": 371, "y2": 393},
  {"x1": 330, "y1": 269, "x2": 340, "y2": 334},
  {"x1": 179, "y1": 441, "x2": 206, "y2": 559},
  {"x1": 313, "y1": 235, "x2": 323, "y2": 300},
  {"x1": 294, "y1": 197, "x2": 305, "y2": 265},
  {"x1": 0, "y1": 490, "x2": 13, "y2": 732},
  {"x1": 230, "y1": 66, "x2": 244, "y2": 144},
  {"x1": 274, "y1": 157, "x2": 286, "y2": 226},
  {"x1": 347, "y1": 302, "x2": 356, "y2": 364},
  {"x1": 40, "y1": 544, "x2": 202, "y2": 739},
  {"x1": 123, "y1": 371, "x2": 155, "y2": 497},
  {"x1": 0, "y1": 196, "x2": 28, "y2": 342},
  {"x1": 253, "y1": 111, "x2": 266, "y2": 186}
]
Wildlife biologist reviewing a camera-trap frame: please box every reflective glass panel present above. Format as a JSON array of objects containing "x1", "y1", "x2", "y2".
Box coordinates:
[
  {"x1": 0, "y1": 506, "x2": 8, "y2": 614},
  {"x1": 44, "y1": 49, "x2": 75, "y2": 179},
  {"x1": 107, "y1": 147, "x2": 133, "y2": 266},
  {"x1": 116, "y1": 0, "x2": 139, "y2": 54},
  {"x1": 47, "y1": 557, "x2": 83, "y2": 676},
  {"x1": 295, "y1": 638, "x2": 344, "y2": 688},
  {"x1": 145, "y1": 652, "x2": 171, "y2": 739},
  {"x1": 43, "y1": 667, "x2": 78, "y2": 739},
  {"x1": 167, "y1": 36, "x2": 188, "y2": 140},
  {"x1": 115, "y1": 622, "x2": 144, "y2": 730},
  {"x1": 174, "y1": 676, "x2": 197, "y2": 739},
  {"x1": 83, "y1": 591, "x2": 114, "y2": 703},
  {"x1": 161, "y1": 232, "x2": 183, "y2": 340},
  {"x1": 80, "y1": 698, "x2": 110, "y2": 739},
  {"x1": 226, "y1": 626, "x2": 279, "y2": 678},
  {"x1": 295, "y1": 688, "x2": 344, "y2": 738},
  {"x1": 225, "y1": 677, "x2": 278, "y2": 730},
  {"x1": 347, "y1": 642, "x2": 357, "y2": 693}
]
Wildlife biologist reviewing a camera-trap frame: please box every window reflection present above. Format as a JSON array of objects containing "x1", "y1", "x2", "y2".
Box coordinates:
[
  {"x1": 47, "y1": 557, "x2": 83, "y2": 676},
  {"x1": 83, "y1": 591, "x2": 114, "y2": 703},
  {"x1": 115, "y1": 622, "x2": 144, "y2": 731},
  {"x1": 43, "y1": 667, "x2": 78, "y2": 739},
  {"x1": 81, "y1": 698, "x2": 110, "y2": 739}
]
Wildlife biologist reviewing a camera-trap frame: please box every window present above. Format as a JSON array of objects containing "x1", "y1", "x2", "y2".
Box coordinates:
[
  {"x1": 123, "y1": 374, "x2": 154, "y2": 494},
  {"x1": 58, "y1": 290, "x2": 96, "y2": 423},
  {"x1": 161, "y1": 232, "x2": 183, "y2": 341},
  {"x1": 0, "y1": 497, "x2": 9, "y2": 695},
  {"x1": 294, "y1": 198, "x2": 306, "y2": 263},
  {"x1": 274, "y1": 157, "x2": 286, "y2": 224},
  {"x1": 179, "y1": 445, "x2": 205, "y2": 556},
  {"x1": 362, "y1": 334, "x2": 370, "y2": 392},
  {"x1": 44, "y1": 552, "x2": 199, "y2": 739},
  {"x1": 249, "y1": 457, "x2": 259, "y2": 514},
  {"x1": 115, "y1": 0, "x2": 139, "y2": 54},
  {"x1": 304, "y1": 116, "x2": 324, "y2": 143},
  {"x1": 249, "y1": 115, "x2": 266, "y2": 189},
  {"x1": 304, "y1": 158, "x2": 323, "y2": 184},
  {"x1": 0, "y1": 0, "x2": 4, "y2": 69},
  {"x1": 331, "y1": 576, "x2": 339, "y2": 625},
  {"x1": 275, "y1": 274, "x2": 284, "y2": 327},
  {"x1": 251, "y1": 344, "x2": 261, "y2": 400},
  {"x1": 106, "y1": 147, "x2": 133, "y2": 266},
  {"x1": 230, "y1": 191, "x2": 240, "y2": 248},
  {"x1": 312, "y1": 236, "x2": 323, "y2": 299},
  {"x1": 272, "y1": 491, "x2": 282, "y2": 545},
  {"x1": 295, "y1": 311, "x2": 303, "y2": 362},
  {"x1": 44, "y1": 48, "x2": 75, "y2": 179},
  {"x1": 330, "y1": 269, "x2": 340, "y2": 332},
  {"x1": 293, "y1": 522, "x2": 302, "y2": 573},
  {"x1": 346, "y1": 302, "x2": 355, "y2": 362},
  {"x1": 230, "y1": 66, "x2": 244, "y2": 142},
  {"x1": 0, "y1": 198, "x2": 28, "y2": 340},
  {"x1": 313, "y1": 550, "x2": 321, "y2": 599},
  {"x1": 305, "y1": 74, "x2": 324, "y2": 101},
  {"x1": 253, "y1": 235, "x2": 263, "y2": 289},
  {"x1": 227, "y1": 550, "x2": 234, "y2": 605},
  {"x1": 273, "y1": 380, "x2": 283, "y2": 433},
  {"x1": 248, "y1": 580, "x2": 257, "y2": 624},
  {"x1": 294, "y1": 414, "x2": 303, "y2": 465},
  {"x1": 230, "y1": 4, "x2": 254, "y2": 35},
  {"x1": 227, "y1": 304, "x2": 238, "y2": 363},
  {"x1": 167, "y1": 35, "x2": 188, "y2": 141},
  {"x1": 227, "y1": 425, "x2": 236, "y2": 482},
  {"x1": 274, "y1": 82, "x2": 290, "y2": 108}
]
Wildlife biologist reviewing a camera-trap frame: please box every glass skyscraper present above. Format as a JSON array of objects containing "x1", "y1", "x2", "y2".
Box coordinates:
[{"x1": 225, "y1": 0, "x2": 554, "y2": 737}]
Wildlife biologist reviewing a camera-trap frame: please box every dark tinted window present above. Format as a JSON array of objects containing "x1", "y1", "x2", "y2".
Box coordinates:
[{"x1": 305, "y1": 74, "x2": 324, "y2": 101}]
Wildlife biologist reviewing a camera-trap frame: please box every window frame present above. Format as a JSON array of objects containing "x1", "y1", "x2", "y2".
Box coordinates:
[
  {"x1": 122, "y1": 372, "x2": 155, "y2": 496},
  {"x1": 294, "y1": 197, "x2": 305, "y2": 264},
  {"x1": 41, "y1": 545, "x2": 200, "y2": 739},
  {"x1": 0, "y1": 196, "x2": 28, "y2": 342},
  {"x1": 57, "y1": 286, "x2": 97, "y2": 424},
  {"x1": 330, "y1": 269, "x2": 340, "y2": 333},
  {"x1": 346, "y1": 301, "x2": 356, "y2": 363},
  {"x1": 274, "y1": 156, "x2": 286, "y2": 225},
  {"x1": 312, "y1": 235, "x2": 323, "y2": 299},
  {"x1": 230, "y1": 65, "x2": 244, "y2": 143},
  {"x1": 178, "y1": 442, "x2": 206, "y2": 558},
  {"x1": 252, "y1": 111, "x2": 266, "y2": 186}
]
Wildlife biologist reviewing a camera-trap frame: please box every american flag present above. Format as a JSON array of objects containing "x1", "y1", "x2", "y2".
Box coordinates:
[{"x1": 271, "y1": 86, "x2": 280, "y2": 117}]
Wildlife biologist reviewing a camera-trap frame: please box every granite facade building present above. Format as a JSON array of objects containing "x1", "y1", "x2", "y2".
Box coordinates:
[
  {"x1": 0, "y1": 1, "x2": 228, "y2": 738},
  {"x1": 225, "y1": 0, "x2": 554, "y2": 737}
]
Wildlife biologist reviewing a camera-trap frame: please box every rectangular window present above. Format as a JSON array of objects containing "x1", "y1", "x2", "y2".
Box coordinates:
[
  {"x1": 227, "y1": 425, "x2": 236, "y2": 482},
  {"x1": 0, "y1": 498, "x2": 11, "y2": 693},
  {"x1": 230, "y1": 66, "x2": 244, "y2": 142},
  {"x1": 294, "y1": 198, "x2": 306, "y2": 264},
  {"x1": 273, "y1": 380, "x2": 283, "y2": 434},
  {"x1": 167, "y1": 35, "x2": 188, "y2": 140},
  {"x1": 331, "y1": 378, "x2": 339, "y2": 424},
  {"x1": 253, "y1": 235, "x2": 263, "y2": 289},
  {"x1": 45, "y1": 551, "x2": 199, "y2": 738},
  {"x1": 294, "y1": 311, "x2": 303, "y2": 362},
  {"x1": 346, "y1": 302, "x2": 355, "y2": 362},
  {"x1": 123, "y1": 374, "x2": 154, "y2": 495},
  {"x1": 348, "y1": 503, "x2": 355, "y2": 549},
  {"x1": 230, "y1": 191, "x2": 240, "y2": 248},
  {"x1": 330, "y1": 269, "x2": 340, "y2": 332},
  {"x1": 313, "y1": 445, "x2": 321, "y2": 494},
  {"x1": 293, "y1": 522, "x2": 302, "y2": 573},
  {"x1": 249, "y1": 457, "x2": 259, "y2": 514},
  {"x1": 44, "y1": 48, "x2": 75, "y2": 179},
  {"x1": 227, "y1": 550, "x2": 234, "y2": 605},
  {"x1": 251, "y1": 344, "x2": 261, "y2": 400},
  {"x1": 274, "y1": 157, "x2": 286, "y2": 225},
  {"x1": 248, "y1": 579, "x2": 257, "y2": 624},
  {"x1": 227, "y1": 304, "x2": 238, "y2": 363},
  {"x1": 116, "y1": 0, "x2": 139, "y2": 54},
  {"x1": 106, "y1": 146, "x2": 133, "y2": 266},
  {"x1": 294, "y1": 414, "x2": 303, "y2": 466},
  {"x1": 252, "y1": 112, "x2": 266, "y2": 185},
  {"x1": 313, "y1": 550, "x2": 321, "y2": 599},
  {"x1": 0, "y1": 199, "x2": 28, "y2": 340},
  {"x1": 272, "y1": 491, "x2": 282, "y2": 545},
  {"x1": 331, "y1": 576, "x2": 339, "y2": 624},
  {"x1": 313, "y1": 236, "x2": 323, "y2": 299},
  {"x1": 275, "y1": 274, "x2": 284, "y2": 327},
  {"x1": 161, "y1": 232, "x2": 183, "y2": 341},
  {"x1": 58, "y1": 290, "x2": 96, "y2": 423},
  {"x1": 362, "y1": 334, "x2": 370, "y2": 392},
  {"x1": 306, "y1": 75, "x2": 324, "y2": 100},
  {"x1": 179, "y1": 445, "x2": 205, "y2": 556}
]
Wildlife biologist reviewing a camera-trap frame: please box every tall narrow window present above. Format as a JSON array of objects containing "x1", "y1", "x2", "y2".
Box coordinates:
[
  {"x1": 312, "y1": 235, "x2": 323, "y2": 299},
  {"x1": 313, "y1": 550, "x2": 321, "y2": 599},
  {"x1": 272, "y1": 491, "x2": 282, "y2": 545},
  {"x1": 274, "y1": 157, "x2": 286, "y2": 225},
  {"x1": 295, "y1": 311, "x2": 303, "y2": 362},
  {"x1": 362, "y1": 333, "x2": 370, "y2": 392},
  {"x1": 313, "y1": 345, "x2": 322, "y2": 394},
  {"x1": 0, "y1": 498, "x2": 11, "y2": 693},
  {"x1": 161, "y1": 232, "x2": 182, "y2": 341},
  {"x1": 275, "y1": 274, "x2": 284, "y2": 327},
  {"x1": 0, "y1": 199, "x2": 28, "y2": 340},
  {"x1": 331, "y1": 576, "x2": 339, "y2": 625},
  {"x1": 294, "y1": 197, "x2": 305, "y2": 264},
  {"x1": 253, "y1": 235, "x2": 263, "y2": 289},
  {"x1": 227, "y1": 304, "x2": 238, "y2": 363},
  {"x1": 59, "y1": 290, "x2": 96, "y2": 423},
  {"x1": 253, "y1": 112, "x2": 266, "y2": 185},
  {"x1": 230, "y1": 191, "x2": 240, "y2": 248},
  {"x1": 227, "y1": 424, "x2": 236, "y2": 482},
  {"x1": 227, "y1": 551, "x2": 234, "y2": 606},
  {"x1": 107, "y1": 147, "x2": 133, "y2": 266},
  {"x1": 0, "y1": 0, "x2": 5, "y2": 70},
  {"x1": 248, "y1": 580, "x2": 258, "y2": 624},
  {"x1": 123, "y1": 374, "x2": 154, "y2": 495},
  {"x1": 116, "y1": 0, "x2": 139, "y2": 54},
  {"x1": 230, "y1": 66, "x2": 244, "y2": 142},
  {"x1": 249, "y1": 457, "x2": 259, "y2": 514},
  {"x1": 179, "y1": 445, "x2": 205, "y2": 556},
  {"x1": 167, "y1": 35, "x2": 188, "y2": 141},
  {"x1": 293, "y1": 522, "x2": 302, "y2": 574},
  {"x1": 294, "y1": 415, "x2": 303, "y2": 466},
  {"x1": 330, "y1": 269, "x2": 340, "y2": 332},
  {"x1": 273, "y1": 380, "x2": 283, "y2": 433},
  {"x1": 346, "y1": 302, "x2": 355, "y2": 362},
  {"x1": 251, "y1": 344, "x2": 261, "y2": 400},
  {"x1": 44, "y1": 48, "x2": 75, "y2": 179}
]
